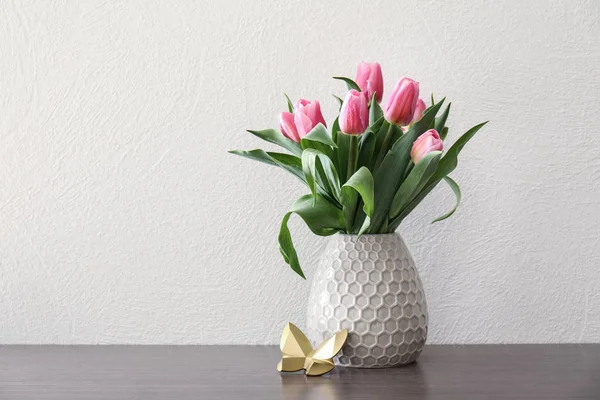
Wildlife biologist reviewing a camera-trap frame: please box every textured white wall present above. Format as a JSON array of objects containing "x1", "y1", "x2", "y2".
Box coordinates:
[{"x1": 1, "y1": 0, "x2": 599, "y2": 344}]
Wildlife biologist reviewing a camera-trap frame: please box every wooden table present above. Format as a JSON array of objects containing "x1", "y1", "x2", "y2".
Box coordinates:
[{"x1": 0, "y1": 345, "x2": 598, "y2": 399}]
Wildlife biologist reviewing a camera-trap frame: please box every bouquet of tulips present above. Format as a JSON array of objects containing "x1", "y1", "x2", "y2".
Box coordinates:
[{"x1": 230, "y1": 62, "x2": 487, "y2": 278}]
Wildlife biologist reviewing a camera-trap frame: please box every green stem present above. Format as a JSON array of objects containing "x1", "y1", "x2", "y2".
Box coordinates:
[
  {"x1": 347, "y1": 135, "x2": 358, "y2": 181},
  {"x1": 374, "y1": 122, "x2": 395, "y2": 171},
  {"x1": 344, "y1": 135, "x2": 359, "y2": 234}
]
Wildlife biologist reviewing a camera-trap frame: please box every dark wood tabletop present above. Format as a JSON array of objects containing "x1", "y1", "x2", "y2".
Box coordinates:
[{"x1": 0, "y1": 344, "x2": 598, "y2": 399}]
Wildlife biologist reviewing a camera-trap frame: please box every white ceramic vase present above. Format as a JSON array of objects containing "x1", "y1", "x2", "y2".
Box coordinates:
[{"x1": 306, "y1": 233, "x2": 428, "y2": 368}]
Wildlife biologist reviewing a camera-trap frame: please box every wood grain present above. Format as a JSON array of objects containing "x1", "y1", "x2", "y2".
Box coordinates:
[{"x1": 0, "y1": 345, "x2": 599, "y2": 399}]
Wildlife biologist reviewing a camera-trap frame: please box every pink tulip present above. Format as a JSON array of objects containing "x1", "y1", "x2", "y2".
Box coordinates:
[
  {"x1": 339, "y1": 89, "x2": 369, "y2": 135},
  {"x1": 294, "y1": 99, "x2": 327, "y2": 137},
  {"x1": 413, "y1": 98, "x2": 427, "y2": 123},
  {"x1": 383, "y1": 77, "x2": 420, "y2": 126},
  {"x1": 411, "y1": 129, "x2": 443, "y2": 163},
  {"x1": 355, "y1": 62, "x2": 384, "y2": 103},
  {"x1": 279, "y1": 112, "x2": 300, "y2": 142},
  {"x1": 279, "y1": 99, "x2": 327, "y2": 143}
]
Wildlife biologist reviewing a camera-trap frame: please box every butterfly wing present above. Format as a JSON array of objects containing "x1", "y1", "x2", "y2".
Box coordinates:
[
  {"x1": 280, "y1": 322, "x2": 313, "y2": 356},
  {"x1": 277, "y1": 323, "x2": 314, "y2": 372},
  {"x1": 305, "y1": 358, "x2": 335, "y2": 377},
  {"x1": 277, "y1": 355, "x2": 306, "y2": 372},
  {"x1": 310, "y1": 329, "x2": 348, "y2": 361}
]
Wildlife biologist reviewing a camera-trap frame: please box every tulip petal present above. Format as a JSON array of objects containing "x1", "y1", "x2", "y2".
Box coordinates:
[
  {"x1": 410, "y1": 129, "x2": 443, "y2": 163},
  {"x1": 339, "y1": 89, "x2": 368, "y2": 135},
  {"x1": 294, "y1": 99, "x2": 327, "y2": 138},
  {"x1": 294, "y1": 111, "x2": 313, "y2": 138},
  {"x1": 279, "y1": 112, "x2": 301, "y2": 143},
  {"x1": 355, "y1": 62, "x2": 384, "y2": 103},
  {"x1": 412, "y1": 99, "x2": 427, "y2": 122},
  {"x1": 384, "y1": 77, "x2": 419, "y2": 126}
]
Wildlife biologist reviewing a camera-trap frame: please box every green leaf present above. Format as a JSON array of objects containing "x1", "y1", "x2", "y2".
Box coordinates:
[
  {"x1": 302, "y1": 149, "x2": 322, "y2": 201},
  {"x1": 357, "y1": 129, "x2": 376, "y2": 170},
  {"x1": 301, "y1": 124, "x2": 338, "y2": 192},
  {"x1": 228, "y1": 149, "x2": 304, "y2": 182},
  {"x1": 370, "y1": 115, "x2": 385, "y2": 134},
  {"x1": 434, "y1": 103, "x2": 451, "y2": 136},
  {"x1": 229, "y1": 149, "x2": 278, "y2": 166},
  {"x1": 372, "y1": 121, "x2": 403, "y2": 172},
  {"x1": 340, "y1": 167, "x2": 374, "y2": 235},
  {"x1": 333, "y1": 95, "x2": 344, "y2": 111},
  {"x1": 278, "y1": 193, "x2": 345, "y2": 278},
  {"x1": 302, "y1": 148, "x2": 341, "y2": 203},
  {"x1": 380, "y1": 218, "x2": 389, "y2": 233},
  {"x1": 369, "y1": 94, "x2": 383, "y2": 125},
  {"x1": 440, "y1": 126, "x2": 449, "y2": 141},
  {"x1": 278, "y1": 213, "x2": 305, "y2": 279},
  {"x1": 333, "y1": 76, "x2": 360, "y2": 91},
  {"x1": 389, "y1": 151, "x2": 442, "y2": 219},
  {"x1": 290, "y1": 194, "x2": 345, "y2": 234},
  {"x1": 370, "y1": 120, "x2": 391, "y2": 171},
  {"x1": 284, "y1": 93, "x2": 294, "y2": 113},
  {"x1": 301, "y1": 123, "x2": 338, "y2": 150},
  {"x1": 433, "y1": 176, "x2": 461, "y2": 223},
  {"x1": 230, "y1": 149, "x2": 341, "y2": 207},
  {"x1": 433, "y1": 121, "x2": 488, "y2": 181},
  {"x1": 336, "y1": 127, "x2": 351, "y2": 183},
  {"x1": 350, "y1": 118, "x2": 388, "y2": 233},
  {"x1": 368, "y1": 99, "x2": 446, "y2": 232},
  {"x1": 357, "y1": 115, "x2": 384, "y2": 172},
  {"x1": 301, "y1": 124, "x2": 337, "y2": 168},
  {"x1": 247, "y1": 129, "x2": 303, "y2": 157},
  {"x1": 386, "y1": 180, "x2": 441, "y2": 232},
  {"x1": 331, "y1": 116, "x2": 339, "y2": 145}
]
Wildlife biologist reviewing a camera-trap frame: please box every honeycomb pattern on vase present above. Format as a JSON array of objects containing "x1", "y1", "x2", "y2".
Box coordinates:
[{"x1": 306, "y1": 233, "x2": 428, "y2": 368}]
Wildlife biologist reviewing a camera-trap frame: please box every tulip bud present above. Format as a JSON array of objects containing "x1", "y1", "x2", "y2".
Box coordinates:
[
  {"x1": 411, "y1": 129, "x2": 443, "y2": 163},
  {"x1": 356, "y1": 62, "x2": 384, "y2": 103},
  {"x1": 383, "y1": 77, "x2": 420, "y2": 126},
  {"x1": 294, "y1": 99, "x2": 327, "y2": 137},
  {"x1": 412, "y1": 98, "x2": 427, "y2": 123},
  {"x1": 339, "y1": 89, "x2": 369, "y2": 135},
  {"x1": 279, "y1": 112, "x2": 301, "y2": 143},
  {"x1": 279, "y1": 99, "x2": 327, "y2": 142}
]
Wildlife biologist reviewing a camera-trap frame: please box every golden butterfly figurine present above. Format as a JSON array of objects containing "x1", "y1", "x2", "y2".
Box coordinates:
[{"x1": 277, "y1": 322, "x2": 348, "y2": 376}]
